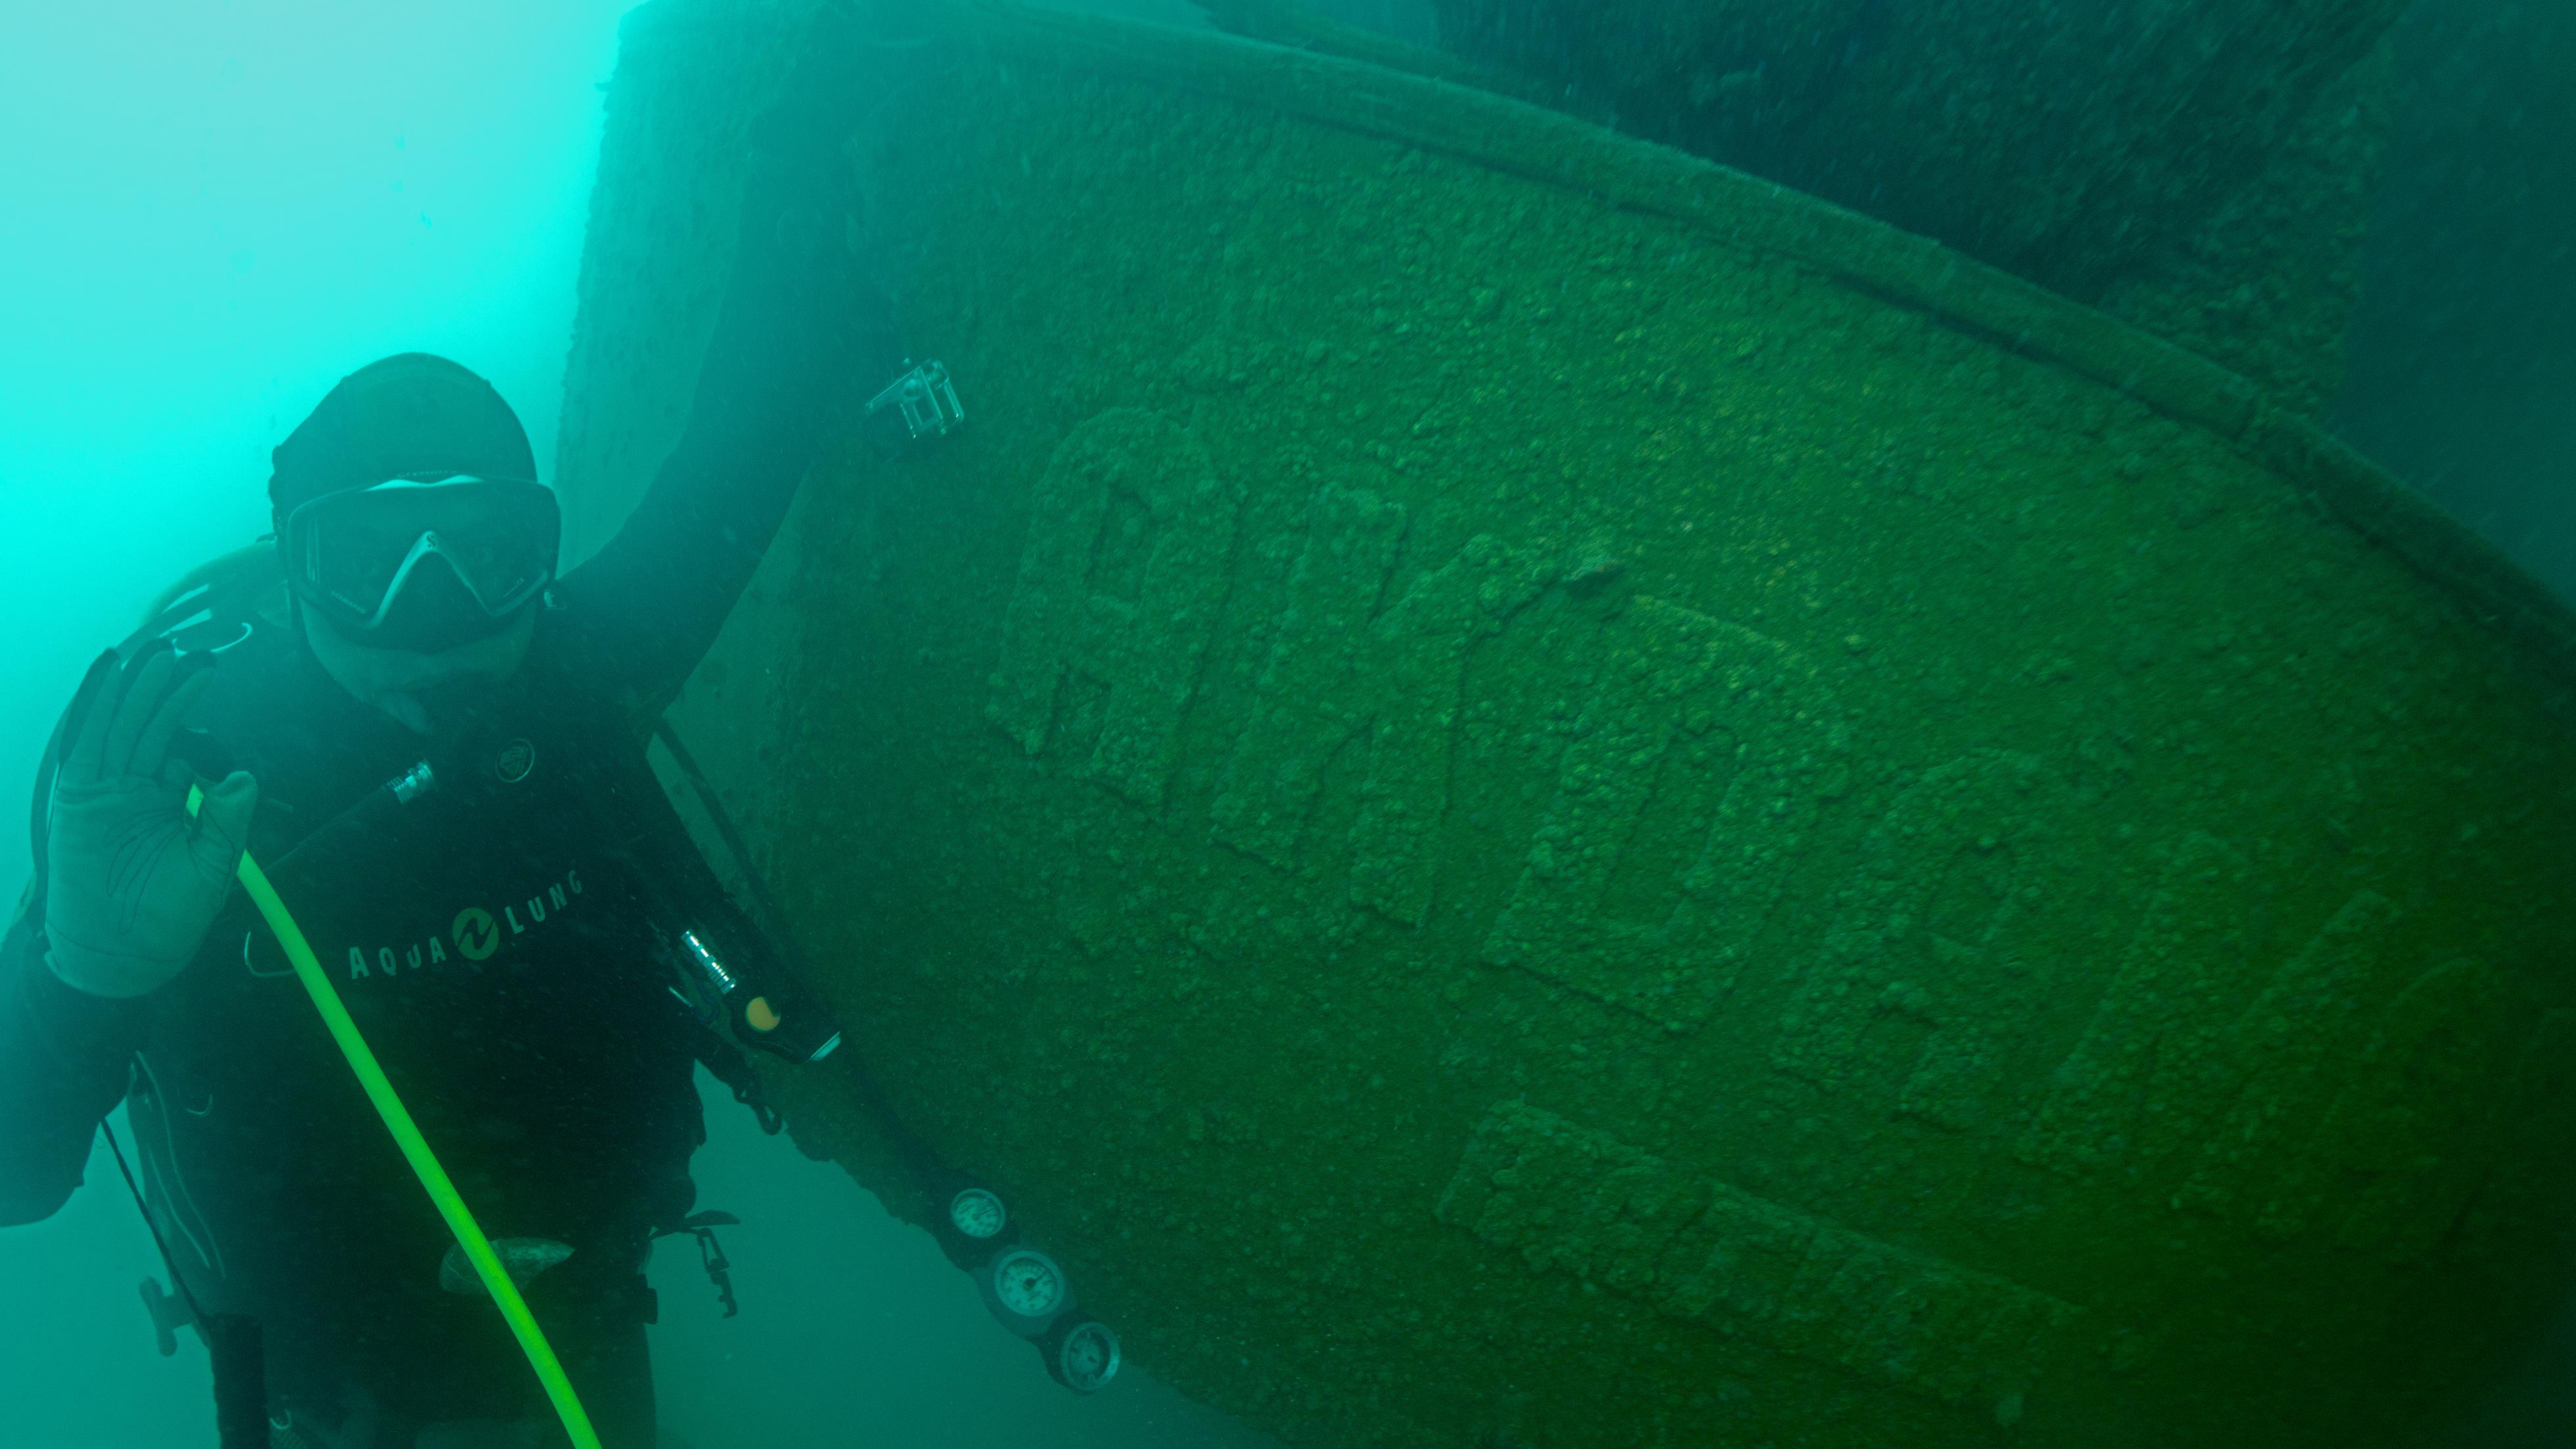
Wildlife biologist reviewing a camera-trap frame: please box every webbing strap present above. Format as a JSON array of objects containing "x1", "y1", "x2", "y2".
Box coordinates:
[{"x1": 195, "y1": 785, "x2": 601, "y2": 1449}]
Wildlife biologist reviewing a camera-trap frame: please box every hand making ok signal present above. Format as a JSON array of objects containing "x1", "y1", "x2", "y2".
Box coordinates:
[{"x1": 43, "y1": 644, "x2": 260, "y2": 998}]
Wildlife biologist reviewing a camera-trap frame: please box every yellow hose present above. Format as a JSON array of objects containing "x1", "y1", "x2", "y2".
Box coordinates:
[{"x1": 198, "y1": 787, "x2": 602, "y2": 1449}]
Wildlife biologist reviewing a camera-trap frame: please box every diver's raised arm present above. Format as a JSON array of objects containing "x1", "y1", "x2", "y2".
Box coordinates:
[{"x1": 558, "y1": 1, "x2": 902, "y2": 724}]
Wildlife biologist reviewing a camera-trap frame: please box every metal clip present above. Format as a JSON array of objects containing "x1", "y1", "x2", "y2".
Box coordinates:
[
  {"x1": 865, "y1": 360, "x2": 965, "y2": 442},
  {"x1": 140, "y1": 1276, "x2": 195, "y2": 1357}
]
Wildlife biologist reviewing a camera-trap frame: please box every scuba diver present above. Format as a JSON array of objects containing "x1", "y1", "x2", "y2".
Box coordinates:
[{"x1": 0, "y1": 13, "x2": 906, "y2": 1447}]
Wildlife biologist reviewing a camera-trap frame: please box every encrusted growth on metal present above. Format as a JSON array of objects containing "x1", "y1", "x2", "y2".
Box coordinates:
[{"x1": 561, "y1": 5, "x2": 2576, "y2": 1446}]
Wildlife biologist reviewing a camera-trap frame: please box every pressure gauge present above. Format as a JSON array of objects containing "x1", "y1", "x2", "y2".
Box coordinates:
[
  {"x1": 992, "y1": 1249, "x2": 1067, "y2": 1318},
  {"x1": 1046, "y1": 1315, "x2": 1122, "y2": 1394},
  {"x1": 949, "y1": 1187, "x2": 1007, "y2": 1241},
  {"x1": 980, "y1": 1247, "x2": 1075, "y2": 1337}
]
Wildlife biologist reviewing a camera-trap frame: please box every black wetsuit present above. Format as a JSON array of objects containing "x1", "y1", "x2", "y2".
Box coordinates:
[{"x1": 0, "y1": 143, "x2": 887, "y2": 1447}]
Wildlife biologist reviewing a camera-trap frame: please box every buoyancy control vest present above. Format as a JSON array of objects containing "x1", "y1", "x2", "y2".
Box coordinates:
[{"x1": 76, "y1": 559, "x2": 821, "y2": 1369}]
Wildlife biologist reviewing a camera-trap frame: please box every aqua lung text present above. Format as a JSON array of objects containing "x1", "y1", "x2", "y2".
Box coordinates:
[{"x1": 344, "y1": 868, "x2": 585, "y2": 981}]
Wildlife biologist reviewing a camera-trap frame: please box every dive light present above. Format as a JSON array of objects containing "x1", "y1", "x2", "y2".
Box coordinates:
[
  {"x1": 672, "y1": 917, "x2": 841, "y2": 1064},
  {"x1": 644, "y1": 720, "x2": 1115, "y2": 1394}
]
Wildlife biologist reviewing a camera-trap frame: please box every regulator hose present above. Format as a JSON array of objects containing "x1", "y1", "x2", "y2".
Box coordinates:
[{"x1": 193, "y1": 785, "x2": 601, "y2": 1449}]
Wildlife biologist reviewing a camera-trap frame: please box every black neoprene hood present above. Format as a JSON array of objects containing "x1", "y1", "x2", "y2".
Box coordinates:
[{"x1": 269, "y1": 353, "x2": 538, "y2": 518}]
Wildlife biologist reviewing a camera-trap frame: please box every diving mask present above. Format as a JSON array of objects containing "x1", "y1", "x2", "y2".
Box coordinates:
[{"x1": 283, "y1": 476, "x2": 561, "y2": 649}]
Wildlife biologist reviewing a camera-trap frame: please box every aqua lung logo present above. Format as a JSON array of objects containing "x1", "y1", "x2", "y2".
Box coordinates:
[
  {"x1": 451, "y1": 908, "x2": 501, "y2": 961},
  {"x1": 344, "y1": 868, "x2": 584, "y2": 982}
]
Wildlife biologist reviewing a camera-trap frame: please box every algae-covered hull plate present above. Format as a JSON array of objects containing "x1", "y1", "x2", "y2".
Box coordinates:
[{"x1": 561, "y1": 5, "x2": 2576, "y2": 1446}]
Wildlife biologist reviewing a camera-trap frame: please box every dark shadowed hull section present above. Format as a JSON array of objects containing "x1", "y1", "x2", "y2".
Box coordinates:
[{"x1": 1425, "y1": 0, "x2": 2406, "y2": 413}]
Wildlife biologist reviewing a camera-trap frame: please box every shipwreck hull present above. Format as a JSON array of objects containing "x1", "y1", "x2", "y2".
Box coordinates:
[{"x1": 559, "y1": 4, "x2": 2576, "y2": 1445}]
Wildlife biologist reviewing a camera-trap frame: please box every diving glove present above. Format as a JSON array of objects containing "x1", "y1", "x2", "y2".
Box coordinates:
[{"x1": 43, "y1": 645, "x2": 259, "y2": 998}]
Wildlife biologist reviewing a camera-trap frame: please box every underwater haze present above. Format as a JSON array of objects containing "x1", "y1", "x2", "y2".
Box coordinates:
[
  {"x1": 5, "y1": 0, "x2": 2576, "y2": 1446},
  {"x1": 1, "y1": 3, "x2": 628, "y2": 1441},
  {"x1": 0, "y1": 2, "x2": 1272, "y2": 1446}
]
